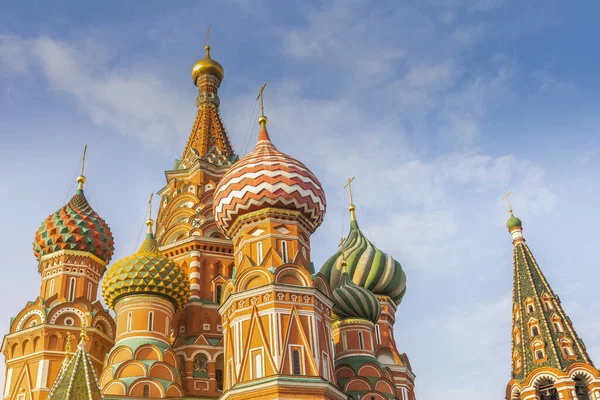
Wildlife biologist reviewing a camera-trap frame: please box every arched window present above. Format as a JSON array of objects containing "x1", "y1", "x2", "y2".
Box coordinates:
[
  {"x1": 535, "y1": 350, "x2": 544, "y2": 360},
  {"x1": 216, "y1": 369, "x2": 223, "y2": 391},
  {"x1": 256, "y1": 242, "x2": 263, "y2": 264},
  {"x1": 148, "y1": 312, "x2": 154, "y2": 331},
  {"x1": 563, "y1": 346, "x2": 573, "y2": 356},
  {"x1": 553, "y1": 322, "x2": 563, "y2": 333},
  {"x1": 127, "y1": 312, "x2": 133, "y2": 332},
  {"x1": 342, "y1": 332, "x2": 347, "y2": 350},
  {"x1": 527, "y1": 304, "x2": 534, "y2": 313},
  {"x1": 143, "y1": 384, "x2": 150, "y2": 397},
  {"x1": 216, "y1": 285, "x2": 222, "y2": 304},
  {"x1": 545, "y1": 300, "x2": 553, "y2": 310},
  {"x1": 358, "y1": 331, "x2": 364, "y2": 349},
  {"x1": 281, "y1": 241, "x2": 289, "y2": 263},
  {"x1": 253, "y1": 353, "x2": 263, "y2": 379},
  {"x1": 68, "y1": 277, "x2": 76, "y2": 302},
  {"x1": 292, "y1": 350, "x2": 301, "y2": 375},
  {"x1": 537, "y1": 379, "x2": 557, "y2": 400},
  {"x1": 87, "y1": 282, "x2": 93, "y2": 300},
  {"x1": 48, "y1": 279, "x2": 55, "y2": 296},
  {"x1": 178, "y1": 354, "x2": 186, "y2": 377},
  {"x1": 193, "y1": 354, "x2": 208, "y2": 378},
  {"x1": 574, "y1": 377, "x2": 589, "y2": 399},
  {"x1": 531, "y1": 326, "x2": 540, "y2": 337}
]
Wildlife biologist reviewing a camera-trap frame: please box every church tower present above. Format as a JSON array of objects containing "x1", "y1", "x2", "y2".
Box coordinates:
[
  {"x1": 320, "y1": 192, "x2": 415, "y2": 400},
  {"x1": 505, "y1": 206, "x2": 600, "y2": 400},
  {"x1": 213, "y1": 103, "x2": 345, "y2": 400},
  {"x1": 1, "y1": 164, "x2": 116, "y2": 400},
  {"x1": 154, "y1": 43, "x2": 237, "y2": 397}
]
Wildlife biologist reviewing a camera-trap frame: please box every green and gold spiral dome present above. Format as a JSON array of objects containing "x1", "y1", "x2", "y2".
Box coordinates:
[
  {"x1": 102, "y1": 220, "x2": 189, "y2": 310},
  {"x1": 332, "y1": 267, "x2": 381, "y2": 323},
  {"x1": 320, "y1": 206, "x2": 407, "y2": 306}
]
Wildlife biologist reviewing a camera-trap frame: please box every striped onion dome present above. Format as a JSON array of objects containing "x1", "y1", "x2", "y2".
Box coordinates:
[
  {"x1": 33, "y1": 176, "x2": 114, "y2": 264},
  {"x1": 321, "y1": 217, "x2": 407, "y2": 305},
  {"x1": 332, "y1": 270, "x2": 381, "y2": 323},
  {"x1": 102, "y1": 221, "x2": 189, "y2": 310},
  {"x1": 213, "y1": 118, "x2": 326, "y2": 235}
]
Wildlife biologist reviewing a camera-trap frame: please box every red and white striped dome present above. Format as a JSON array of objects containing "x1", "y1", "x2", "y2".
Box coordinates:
[{"x1": 213, "y1": 121, "x2": 326, "y2": 235}]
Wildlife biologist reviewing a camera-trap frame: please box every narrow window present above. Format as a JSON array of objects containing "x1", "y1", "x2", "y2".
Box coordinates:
[
  {"x1": 256, "y1": 242, "x2": 263, "y2": 264},
  {"x1": 292, "y1": 350, "x2": 301, "y2": 375},
  {"x1": 553, "y1": 322, "x2": 562, "y2": 333},
  {"x1": 127, "y1": 312, "x2": 133, "y2": 332},
  {"x1": 342, "y1": 332, "x2": 347, "y2": 350},
  {"x1": 375, "y1": 325, "x2": 381, "y2": 345},
  {"x1": 216, "y1": 369, "x2": 223, "y2": 391},
  {"x1": 216, "y1": 285, "x2": 222, "y2": 304},
  {"x1": 48, "y1": 279, "x2": 55, "y2": 296},
  {"x1": 527, "y1": 304, "x2": 534, "y2": 313},
  {"x1": 148, "y1": 312, "x2": 154, "y2": 331},
  {"x1": 87, "y1": 282, "x2": 93, "y2": 300},
  {"x1": 535, "y1": 350, "x2": 544, "y2": 360},
  {"x1": 281, "y1": 241, "x2": 289, "y2": 263},
  {"x1": 322, "y1": 354, "x2": 330, "y2": 380},
  {"x1": 253, "y1": 353, "x2": 263, "y2": 379},
  {"x1": 358, "y1": 331, "x2": 364, "y2": 349},
  {"x1": 68, "y1": 277, "x2": 76, "y2": 302},
  {"x1": 143, "y1": 384, "x2": 150, "y2": 397},
  {"x1": 331, "y1": 338, "x2": 336, "y2": 357},
  {"x1": 531, "y1": 326, "x2": 540, "y2": 337},
  {"x1": 165, "y1": 317, "x2": 170, "y2": 336}
]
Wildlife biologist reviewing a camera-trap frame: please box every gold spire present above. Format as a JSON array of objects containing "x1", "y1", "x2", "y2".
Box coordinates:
[
  {"x1": 256, "y1": 82, "x2": 268, "y2": 127},
  {"x1": 344, "y1": 177, "x2": 357, "y2": 221},
  {"x1": 80, "y1": 318, "x2": 88, "y2": 342},
  {"x1": 64, "y1": 332, "x2": 72, "y2": 361},
  {"x1": 146, "y1": 193, "x2": 154, "y2": 235},
  {"x1": 76, "y1": 145, "x2": 87, "y2": 191},
  {"x1": 502, "y1": 190, "x2": 513, "y2": 214}
]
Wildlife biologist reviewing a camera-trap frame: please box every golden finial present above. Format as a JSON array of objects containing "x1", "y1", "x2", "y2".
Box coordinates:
[
  {"x1": 80, "y1": 318, "x2": 88, "y2": 342},
  {"x1": 76, "y1": 145, "x2": 87, "y2": 190},
  {"x1": 256, "y1": 82, "x2": 268, "y2": 126},
  {"x1": 64, "y1": 332, "x2": 72, "y2": 358},
  {"x1": 146, "y1": 193, "x2": 154, "y2": 234},
  {"x1": 502, "y1": 191, "x2": 513, "y2": 214},
  {"x1": 344, "y1": 177, "x2": 357, "y2": 221},
  {"x1": 338, "y1": 237, "x2": 348, "y2": 272},
  {"x1": 205, "y1": 27, "x2": 211, "y2": 56}
]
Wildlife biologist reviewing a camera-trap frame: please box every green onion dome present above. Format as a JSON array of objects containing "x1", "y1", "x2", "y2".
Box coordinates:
[
  {"x1": 33, "y1": 176, "x2": 114, "y2": 264},
  {"x1": 506, "y1": 212, "x2": 522, "y2": 230},
  {"x1": 332, "y1": 270, "x2": 381, "y2": 323},
  {"x1": 320, "y1": 218, "x2": 407, "y2": 306},
  {"x1": 102, "y1": 221, "x2": 189, "y2": 310}
]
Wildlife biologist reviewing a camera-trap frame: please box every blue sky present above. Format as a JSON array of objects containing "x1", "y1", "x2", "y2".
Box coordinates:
[{"x1": 1, "y1": 1, "x2": 600, "y2": 398}]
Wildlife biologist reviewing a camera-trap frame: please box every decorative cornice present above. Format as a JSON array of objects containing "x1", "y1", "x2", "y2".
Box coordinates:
[{"x1": 228, "y1": 207, "x2": 315, "y2": 238}]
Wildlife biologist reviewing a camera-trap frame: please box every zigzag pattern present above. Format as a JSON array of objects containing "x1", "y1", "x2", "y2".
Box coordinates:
[
  {"x1": 213, "y1": 135, "x2": 326, "y2": 233},
  {"x1": 33, "y1": 189, "x2": 114, "y2": 263}
]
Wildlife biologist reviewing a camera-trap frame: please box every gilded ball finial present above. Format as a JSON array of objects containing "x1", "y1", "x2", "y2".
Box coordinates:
[
  {"x1": 191, "y1": 44, "x2": 224, "y2": 84},
  {"x1": 76, "y1": 175, "x2": 86, "y2": 190},
  {"x1": 258, "y1": 115, "x2": 268, "y2": 126}
]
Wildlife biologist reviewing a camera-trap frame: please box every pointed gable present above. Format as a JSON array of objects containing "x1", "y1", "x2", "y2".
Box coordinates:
[{"x1": 48, "y1": 340, "x2": 102, "y2": 400}]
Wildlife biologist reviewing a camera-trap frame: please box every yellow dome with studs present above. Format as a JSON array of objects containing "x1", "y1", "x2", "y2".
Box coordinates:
[
  {"x1": 191, "y1": 45, "x2": 224, "y2": 83},
  {"x1": 102, "y1": 220, "x2": 189, "y2": 310}
]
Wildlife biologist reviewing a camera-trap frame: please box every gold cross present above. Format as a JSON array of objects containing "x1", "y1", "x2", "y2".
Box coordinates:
[
  {"x1": 81, "y1": 144, "x2": 87, "y2": 176},
  {"x1": 502, "y1": 191, "x2": 513, "y2": 212},
  {"x1": 256, "y1": 83, "x2": 267, "y2": 117},
  {"x1": 205, "y1": 27, "x2": 210, "y2": 48},
  {"x1": 344, "y1": 176, "x2": 355, "y2": 206},
  {"x1": 148, "y1": 193, "x2": 154, "y2": 221}
]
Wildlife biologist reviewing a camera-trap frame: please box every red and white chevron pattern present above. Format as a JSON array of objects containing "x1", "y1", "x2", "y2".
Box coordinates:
[{"x1": 213, "y1": 133, "x2": 327, "y2": 234}]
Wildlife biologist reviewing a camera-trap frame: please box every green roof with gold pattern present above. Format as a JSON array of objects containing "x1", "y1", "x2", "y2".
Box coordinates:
[
  {"x1": 320, "y1": 208, "x2": 407, "y2": 305},
  {"x1": 102, "y1": 220, "x2": 189, "y2": 310}
]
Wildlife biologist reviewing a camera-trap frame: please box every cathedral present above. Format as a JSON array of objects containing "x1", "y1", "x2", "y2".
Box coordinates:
[
  {"x1": 1, "y1": 45, "x2": 415, "y2": 400},
  {"x1": 3, "y1": 43, "x2": 600, "y2": 400}
]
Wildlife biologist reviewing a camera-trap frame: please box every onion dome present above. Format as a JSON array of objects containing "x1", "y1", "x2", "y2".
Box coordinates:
[
  {"x1": 332, "y1": 269, "x2": 381, "y2": 323},
  {"x1": 213, "y1": 116, "x2": 327, "y2": 235},
  {"x1": 102, "y1": 220, "x2": 190, "y2": 310},
  {"x1": 192, "y1": 45, "x2": 224, "y2": 84},
  {"x1": 320, "y1": 210, "x2": 406, "y2": 306},
  {"x1": 33, "y1": 175, "x2": 114, "y2": 264},
  {"x1": 506, "y1": 211, "x2": 522, "y2": 230}
]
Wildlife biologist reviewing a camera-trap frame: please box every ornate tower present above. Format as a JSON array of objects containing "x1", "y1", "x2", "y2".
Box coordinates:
[
  {"x1": 213, "y1": 107, "x2": 344, "y2": 400},
  {"x1": 320, "y1": 194, "x2": 415, "y2": 400},
  {"x1": 505, "y1": 208, "x2": 600, "y2": 400},
  {"x1": 1, "y1": 171, "x2": 116, "y2": 400},
  {"x1": 100, "y1": 215, "x2": 190, "y2": 398},
  {"x1": 155, "y1": 44, "x2": 236, "y2": 398}
]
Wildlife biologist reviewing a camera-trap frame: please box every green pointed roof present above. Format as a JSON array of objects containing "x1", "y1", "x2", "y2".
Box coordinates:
[
  {"x1": 47, "y1": 338, "x2": 102, "y2": 400},
  {"x1": 320, "y1": 218, "x2": 406, "y2": 305},
  {"x1": 102, "y1": 221, "x2": 190, "y2": 310},
  {"x1": 510, "y1": 224, "x2": 594, "y2": 381}
]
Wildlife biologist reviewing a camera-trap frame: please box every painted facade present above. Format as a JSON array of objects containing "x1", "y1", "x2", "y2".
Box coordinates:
[
  {"x1": 505, "y1": 210, "x2": 600, "y2": 400},
  {"x1": 2, "y1": 45, "x2": 416, "y2": 400}
]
